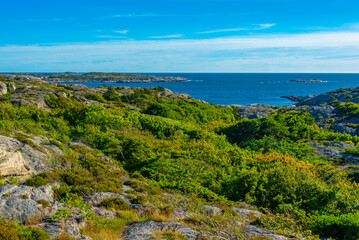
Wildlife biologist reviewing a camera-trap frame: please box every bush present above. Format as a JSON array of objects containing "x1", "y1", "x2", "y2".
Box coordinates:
[
  {"x1": 0, "y1": 220, "x2": 49, "y2": 240},
  {"x1": 99, "y1": 197, "x2": 130, "y2": 211},
  {"x1": 103, "y1": 87, "x2": 120, "y2": 101},
  {"x1": 312, "y1": 213, "x2": 359, "y2": 240},
  {"x1": 84, "y1": 93, "x2": 107, "y2": 103}
]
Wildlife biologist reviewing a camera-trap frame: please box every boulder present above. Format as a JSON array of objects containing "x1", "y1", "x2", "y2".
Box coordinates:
[
  {"x1": 0, "y1": 147, "x2": 30, "y2": 176},
  {"x1": 7, "y1": 82, "x2": 16, "y2": 91},
  {"x1": 306, "y1": 105, "x2": 335, "y2": 120},
  {"x1": 333, "y1": 123, "x2": 359, "y2": 136},
  {"x1": 57, "y1": 92, "x2": 67, "y2": 98},
  {"x1": 130, "y1": 204, "x2": 149, "y2": 215},
  {"x1": 122, "y1": 221, "x2": 201, "y2": 240},
  {"x1": 323, "y1": 142, "x2": 356, "y2": 150},
  {"x1": 0, "y1": 183, "x2": 58, "y2": 223},
  {"x1": 237, "y1": 222, "x2": 305, "y2": 240},
  {"x1": 0, "y1": 82, "x2": 7, "y2": 95},
  {"x1": 84, "y1": 192, "x2": 131, "y2": 206},
  {"x1": 299, "y1": 93, "x2": 335, "y2": 106},
  {"x1": 42, "y1": 217, "x2": 91, "y2": 240},
  {"x1": 91, "y1": 207, "x2": 117, "y2": 218},
  {"x1": 0, "y1": 196, "x2": 42, "y2": 223},
  {"x1": 171, "y1": 208, "x2": 194, "y2": 220},
  {"x1": 0, "y1": 134, "x2": 59, "y2": 175},
  {"x1": 203, "y1": 205, "x2": 223, "y2": 216},
  {"x1": 237, "y1": 104, "x2": 277, "y2": 119},
  {"x1": 231, "y1": 207, "x2": 263, "y2": 223},
  {"x1": 0, "y1": 184, "x2": 56, "y2": 203}
]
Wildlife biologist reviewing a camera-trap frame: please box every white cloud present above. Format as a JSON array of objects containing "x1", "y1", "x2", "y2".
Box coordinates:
[
  {"x1": 197, "y1": 28, "x2": 248, "y2": 34},
  {"x1": 197, "y1": 23, "x2": 276, "y2": 34},
  {"x1": 96, "y1": 35, "x2": 127, "y2": 39},
  {"x1": 254, "y1": 23, "x2": 276, "y2": 29},
  {"x1": 113, "y1": 13, "x2": 161, "y2": 18},
  {"x1": 114, "y1": 30, "x2": 129, "y2": 34},
  {"x1": 2, "y1": 30, "x2": 359, "y2": 72},
  {"x1": 150, "y1": 34, "x2": 184, "y2": 39}
]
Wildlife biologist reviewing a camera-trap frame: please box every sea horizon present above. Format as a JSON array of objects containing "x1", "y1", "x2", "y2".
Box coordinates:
[{"x1": 55, "y1": 73, "x2": 359, "y2": 106}]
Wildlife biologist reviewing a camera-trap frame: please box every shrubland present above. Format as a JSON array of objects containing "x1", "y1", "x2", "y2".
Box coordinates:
[{"x1": 0, "y1": 80, "x2": 358, "y2": 239}]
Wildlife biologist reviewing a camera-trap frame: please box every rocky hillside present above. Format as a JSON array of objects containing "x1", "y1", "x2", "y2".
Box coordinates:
[{"x1": 0, "y1": 75, "x2": 358, "y2": 239}]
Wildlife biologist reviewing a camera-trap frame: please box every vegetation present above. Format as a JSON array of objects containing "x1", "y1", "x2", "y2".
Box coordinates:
[
  {"x1": 0, "y1": 219, "x2": 49, "y2": 240},
  {"x1": 0, "y1": 79, "x2": 358, "y2": 239}
]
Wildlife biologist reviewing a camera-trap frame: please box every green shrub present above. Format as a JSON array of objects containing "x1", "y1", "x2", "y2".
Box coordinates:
[
  {"x1": 0, "y1": 220, "x2": 49, "y2": 240},
  {"x1": 103, "y1": 87, "x2": 120, "y2": 101},
  {"x1": 99, "y1": 197, "x2": 130, "y2": 211},
  {"x1": 49, "y1": 209, "x2": 73, "y2": 222},
  {"x1": 312, "y1": 213, "x2": 359, "y2": 240},
  {"x1": 25, "y1": 172, "x2": 57, "y2": 187},
  {"x1": 84, "y1": 93, "x2": 107, "y2": 103}
]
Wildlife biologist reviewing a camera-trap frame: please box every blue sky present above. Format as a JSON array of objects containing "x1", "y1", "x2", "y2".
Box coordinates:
[{"x1": 1, "y1": 0, "x2": 359, "y2": 72}]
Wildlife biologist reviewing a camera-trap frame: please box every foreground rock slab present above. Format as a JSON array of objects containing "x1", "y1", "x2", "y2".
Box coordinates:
[{"x1": 122, "y1": 221, "x2": 201, "y2": 240}]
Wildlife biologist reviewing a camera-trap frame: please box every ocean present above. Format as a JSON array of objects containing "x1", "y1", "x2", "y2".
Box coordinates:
[{"x1": 62, "y1": 73, "x2": 359, "y2": 106}]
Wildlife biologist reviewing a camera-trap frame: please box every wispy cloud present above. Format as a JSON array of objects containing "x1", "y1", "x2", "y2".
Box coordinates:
[
  {"x1": 111, "y1": 12, "x2": 248, "y2": 18},
  {"x1": 23, "y1": 17, "x2": 75, "y2": 22},
  {"x1": 114, "y1": 30, "x2": 129, "y2": 34},
  {"x1": 150, "y1": 34, "x2": 184, "y2": 39},
  {"x1": 113, "y1": 13, "x2": 162, "y2": 18},
  {"x1": 2, "y1": 30, "x2": 359, "y2": 72},
  {"x1": 197, "y1": 23, "x2": 276, "y2": 34},
  {"x1": 254, "y1": 23, "x2": 276, "y2": 29},
  {"x1": 96, "y1": 35, "x2": 127, "y2": 39},
  {"x1": 197, "y1": 28, "x2": 248, "y2": 34}
]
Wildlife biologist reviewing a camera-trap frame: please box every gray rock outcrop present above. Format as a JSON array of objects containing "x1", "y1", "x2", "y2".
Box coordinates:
[
  {"x1": 203, "y1": 205, "x2": 223, "y2": 216},
  {"x1": 0, "y1": 147, "x2": 30, "y2": 176},
  {"x1": 7, "y1": 82, "x2": 16, "y2": 91},
  {"x1": 84, "y1": 192, "x2": 131, "y2": 206},
  {"x1": 122, "y1": 221, "x2": 201, "y2": 240},
  {"x1": 0, "y1": 82, "x2": 7, "y2": 95},
  {"x1": 237, "y1": 222, "x2": 305, "y2": 240},
  {"x1": 0, "y1": 184, "x2": 56, "y2": 223},
  {"x1": 231, "y1": 207, "x2": 263, "y2": 223},
  {"x1": 0, "y1": 134, "x2": 61, "y2": 176},
  {"x1": 236, "y1": 104, "x2": 277, "y2": 119}
]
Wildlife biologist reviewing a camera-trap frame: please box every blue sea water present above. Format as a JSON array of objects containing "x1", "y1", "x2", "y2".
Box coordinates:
[{"x1": 63, "y1": 73, "x2": 359, "y2": 106}]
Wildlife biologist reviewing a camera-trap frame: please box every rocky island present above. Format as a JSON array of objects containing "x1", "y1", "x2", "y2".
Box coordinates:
[
  {"x1": 290, "y1": 78, "x2": 327, "y2": 83},
  {"x1": 1, "y1": 72, "x2": 189, "y2": 83},
  {"x1": 0, "y1": 74, "x2": 358, "y2": 240}
]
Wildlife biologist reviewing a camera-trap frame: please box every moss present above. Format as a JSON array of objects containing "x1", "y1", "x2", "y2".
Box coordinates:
[
  {"x1": 52, "y1": 235, "x2": 78, "y2": 240},
  {"x1": 124, "y1": 180, "x2": 161, "y2": 195},
  {"x1": 132, "y1": 195, "x2": 146, "y2": 205},
  {"x1": 151, "y1": 231, "x2": 188, "y2": 240},
  {"x1": 131, "y1": 172, "x2": 146, "y2": 181},
  {"x1": 37, "y1": 199, "x2": 50, "y2": 209},
  {"x1": 20, "y1": 195, "x2": 29, "y2": 199},
  {"x1": 99, "y1": 197, "x2": 130, "y2": 211},
  {"x1": 13, "y1": 133, "x2": 43, "y2": 152},
  {"x1": 160, "y1": 205, "x2": 176, "y2": 216}
]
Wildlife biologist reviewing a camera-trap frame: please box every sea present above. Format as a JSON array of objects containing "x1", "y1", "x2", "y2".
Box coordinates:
[{"x1": 62, "y1": 73, "x2": 359, "y2": 106}]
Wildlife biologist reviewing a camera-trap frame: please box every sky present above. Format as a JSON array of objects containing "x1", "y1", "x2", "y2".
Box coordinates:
[{"x1": 1, "y1": 0, "x2": 359, "y2": 73}]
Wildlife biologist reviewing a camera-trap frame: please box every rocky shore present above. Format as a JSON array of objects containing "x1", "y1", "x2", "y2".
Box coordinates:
[{"x1": 0, "y1": 73, "x2": 189, "y2": 83}]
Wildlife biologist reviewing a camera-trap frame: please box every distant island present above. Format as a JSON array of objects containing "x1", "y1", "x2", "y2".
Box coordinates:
[
  {"x1": 290, "y1": 78, "x2": 327, "y2": 83},
  {"x1": 1, "y1": 72, "x2": 189, "y2": 83}
]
